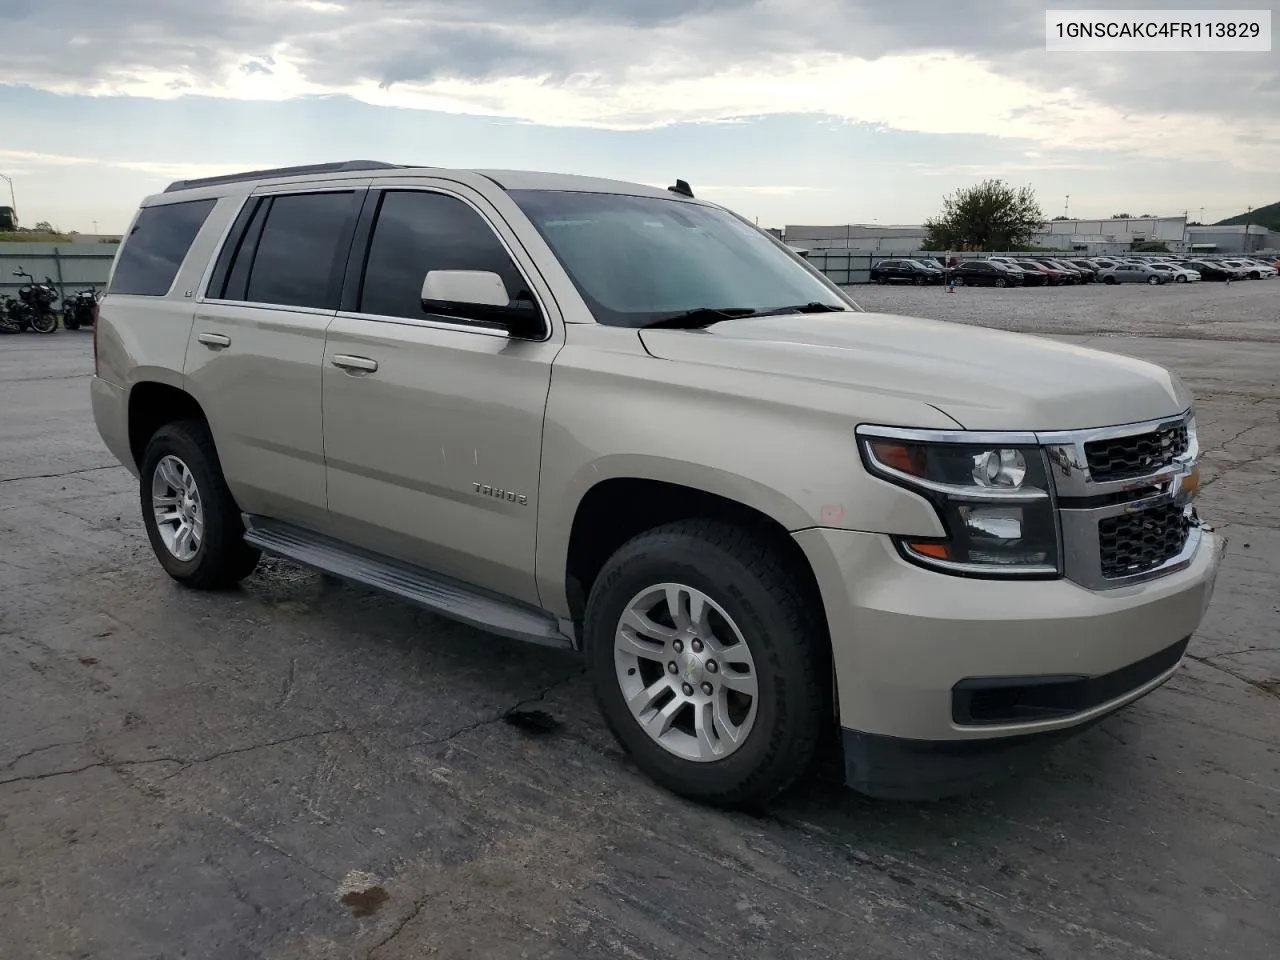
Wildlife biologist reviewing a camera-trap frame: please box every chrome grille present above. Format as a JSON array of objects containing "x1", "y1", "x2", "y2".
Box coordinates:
[
  {"x1": 1041, "y1": 411, "x2": 1200, "y2": 590},
  {"x1": 1097, "y1": 504, "x2": 1191, "y2": 580},
  {"x1": 1084, "y1": 421, "x2": 1189, "y2": 482}
]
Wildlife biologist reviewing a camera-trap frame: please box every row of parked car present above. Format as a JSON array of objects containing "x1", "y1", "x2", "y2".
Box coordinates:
[{"x1": 868, "y1": 253, "x2": 1280, "y2": 288}]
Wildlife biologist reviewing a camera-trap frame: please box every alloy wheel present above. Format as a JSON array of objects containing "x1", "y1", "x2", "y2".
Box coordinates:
[
  {"x1": 151, "y1": 455, "x2": 204, "y2": 561},
  {"x1": 614, "y1": 583, "x2": 759, "y2": 762}
]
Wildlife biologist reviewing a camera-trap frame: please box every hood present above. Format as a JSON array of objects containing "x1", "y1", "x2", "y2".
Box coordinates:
[{"x1": 639, "y1": 312, "x2": 1189, "y2": 431}]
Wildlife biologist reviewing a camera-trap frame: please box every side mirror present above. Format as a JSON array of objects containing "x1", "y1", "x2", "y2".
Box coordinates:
[{"x1": 420, "y1": 270, "x2": 543, "y2": 339}]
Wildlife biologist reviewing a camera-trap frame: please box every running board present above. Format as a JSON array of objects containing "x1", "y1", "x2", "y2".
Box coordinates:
[{"x1": 242, "y1": 516, "x2": 573, "y2": 649}]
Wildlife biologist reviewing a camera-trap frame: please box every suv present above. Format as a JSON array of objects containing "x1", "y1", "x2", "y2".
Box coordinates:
[{"x1": 92, "y1": 161, "x2": 1224, "y2": 805}]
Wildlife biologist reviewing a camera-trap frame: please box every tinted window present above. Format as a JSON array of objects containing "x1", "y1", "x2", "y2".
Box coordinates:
[
  {"x1": 360, "y1": 191, "x2": 527, "y2": 321},
  {"x1": 109, "y1": 199, "x2": 216, "y2": 296},
  {"x1": 237, "y1": 192, "x2": 355, "y2": 309}
]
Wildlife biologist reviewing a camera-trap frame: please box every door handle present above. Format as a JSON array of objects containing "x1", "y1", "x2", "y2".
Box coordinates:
[
  {"x1": 331, "y1": 355, "x2": 379, "y2": 373},
  {"x1": 197, "y1": 332, "x2": 231, "y2": 349}
]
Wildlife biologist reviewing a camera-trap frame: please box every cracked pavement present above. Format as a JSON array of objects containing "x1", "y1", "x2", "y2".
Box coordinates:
[{"x1": 2, "y1": 282, "x2": 1278, "y2": 959}]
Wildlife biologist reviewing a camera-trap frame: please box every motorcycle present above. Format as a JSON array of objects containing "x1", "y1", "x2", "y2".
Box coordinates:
[
  {"x1": 62, "y1": 285, "x2": 99, "y2": 331},
  {"x1": 2, "y1": 269, "x2": 60, "y2": 334}
]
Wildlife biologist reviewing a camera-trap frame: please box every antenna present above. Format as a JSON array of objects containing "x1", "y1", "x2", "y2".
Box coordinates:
[{"x1": 668, "y1": 179, "x2": 694, "y2": 198}]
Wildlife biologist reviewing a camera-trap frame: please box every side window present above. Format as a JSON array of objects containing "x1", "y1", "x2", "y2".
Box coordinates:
[
  {"x1": 218, "y1": 191, "x2": 356, "y2": 310},
  {"x1": 359, "y1": 190, "x2": 528, "y2": 321},
  {"x1": 109, "y1": 199, "x2": 216, "y2": 296}
]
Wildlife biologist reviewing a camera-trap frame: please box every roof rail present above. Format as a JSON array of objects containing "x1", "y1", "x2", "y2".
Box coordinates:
[{"x1": 162, "y1": 160, "x2": 406, "y2": 194}]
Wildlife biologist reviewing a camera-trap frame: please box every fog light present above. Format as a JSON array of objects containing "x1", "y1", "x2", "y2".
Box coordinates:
[{"x1": 972, "y1": 449, "x2": 1027, "y2": 488}]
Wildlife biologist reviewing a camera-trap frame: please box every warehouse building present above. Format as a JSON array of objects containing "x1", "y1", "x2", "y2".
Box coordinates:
[
  {"x1": 1185, "y1": 224, "x2": 1276, "y2": 254},
  {"x1": 783, "y1": 224, "x2": 928, "y2": 252}
]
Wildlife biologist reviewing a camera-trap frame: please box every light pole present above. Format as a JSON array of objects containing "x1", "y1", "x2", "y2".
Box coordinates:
[{"x1": 0, "y1": 173, "x2": 15, "y2": 225}]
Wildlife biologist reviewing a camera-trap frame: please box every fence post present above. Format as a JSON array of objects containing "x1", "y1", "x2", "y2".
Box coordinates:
[{"x1": 53, "y1": 246, "x2": 66, "y2": 303}]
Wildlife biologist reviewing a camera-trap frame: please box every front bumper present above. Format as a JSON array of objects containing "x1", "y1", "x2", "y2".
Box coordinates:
[{"x1": 795, "y1": 527, "x2": 1224, "y2": 796}]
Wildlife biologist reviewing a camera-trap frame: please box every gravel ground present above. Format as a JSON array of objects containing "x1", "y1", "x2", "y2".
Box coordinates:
[{"x1": 1, "y1": 280, "x2": 1277, "y2": 959}]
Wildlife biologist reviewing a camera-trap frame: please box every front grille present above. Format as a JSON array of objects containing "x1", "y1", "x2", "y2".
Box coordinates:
[
  {"x1": 1085, "y1": 421, "x2": 1189, "y2": 482},
  {"x1": 1098, "y1": 503, "x2": 1190, "y2": 579}
]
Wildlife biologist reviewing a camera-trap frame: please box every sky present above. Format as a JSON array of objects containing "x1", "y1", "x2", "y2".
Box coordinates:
[{"x1": 0, "y1": 0, "x2": 1275, "y2": 233}]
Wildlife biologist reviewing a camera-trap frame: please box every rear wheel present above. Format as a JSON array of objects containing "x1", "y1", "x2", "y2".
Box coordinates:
[
  {"x1": 1104, "y1": 275, "x2": 1117, "y2": 285},
  {"x1": 995, "y1": 278, "x2": 1007, "y2": 288},
  {"x1": 31, "y1": 312, "x2": 58, "y2": 334},
  {"x1": 1176, "y1": 274, "x2": 1188, "y2": 283},
  {"x1": 585, "y1": 520, "x2": 826, "y2": 806},
  {"x1": 140, "y1": 420, "x2": 260, "y2": 589},
  {"x1": 1147, "y1": 275, "x2": 1160, "y2": 285}
]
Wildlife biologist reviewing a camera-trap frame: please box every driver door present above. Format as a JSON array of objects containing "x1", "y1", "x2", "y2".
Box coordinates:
[{"x1": 321, "y1": 182, "x2": 564, "y2": 605}]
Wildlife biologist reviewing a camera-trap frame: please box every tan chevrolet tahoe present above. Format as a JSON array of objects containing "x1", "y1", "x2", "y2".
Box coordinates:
[{"x1": 92, "y1": 160, "x2": 1224, "y2": 805}]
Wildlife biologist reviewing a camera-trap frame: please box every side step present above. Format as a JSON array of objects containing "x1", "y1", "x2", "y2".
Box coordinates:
[{"x1": 242, "y1": 516, "x2": 573, "y2": 649}]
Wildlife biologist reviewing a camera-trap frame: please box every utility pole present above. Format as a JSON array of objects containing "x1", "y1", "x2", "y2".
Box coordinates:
[
  {"x1": 1243, "y1": 205, "x2": 1253, "y2": 253},
  {"x1": 1064, "y1": 194, "x2": 1070, "y2": 219},
  {"x1": 0, "y1": 173, "x2": 15, "y2": 226}
]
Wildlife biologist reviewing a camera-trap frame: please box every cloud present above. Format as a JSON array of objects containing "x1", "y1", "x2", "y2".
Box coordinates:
[{"x1": 0, "y1": 0, "x2": 1275, "y2": 171}]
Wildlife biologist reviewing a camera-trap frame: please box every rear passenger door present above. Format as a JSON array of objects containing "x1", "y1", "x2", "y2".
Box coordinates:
[
  {"x1": 321, "y1": 181, "x2": 563, "y2": 605},
  {"x1": 185, "y1": 183, "x2": 366, "y2": 530}
]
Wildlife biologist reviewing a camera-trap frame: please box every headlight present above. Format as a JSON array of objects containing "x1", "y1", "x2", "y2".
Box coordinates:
[{"x1": 857, "y1": 428, "x2": 1061, "y2": 578}]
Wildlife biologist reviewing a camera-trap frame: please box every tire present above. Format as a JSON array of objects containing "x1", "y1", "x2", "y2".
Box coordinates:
[
  {"x1": 1104, "y1": 275, "x2": 1117, "y2": 284},
  {"x1": 1176, "y1": 274, "x2": 1187, "y2": 283},
  {"x1": 1147, "y1": 276, "x2": 1160, "y2": 285},
  {"x1": 585, "y1": 520, "x2": 826, "y2": 806},
  {"x1": 140, "y1": 419, "x2": 260, "y2": 589},
  {"x1": 31, "y1": 312, "x2": 58, "y2": 334},
  {"x1": 995, "y1": 278, "x2": 1006, "y2": 288},
  {"x1": 64, "y1": 316, "x2": 80, "y2": 330}
]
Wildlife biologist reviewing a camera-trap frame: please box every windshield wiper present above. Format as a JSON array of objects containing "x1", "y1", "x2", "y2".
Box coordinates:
[
  {"x1": 640, "y1": 307, "x2": 759, "y2": 330},
  {"x1": 753, "y1": 302, "x2": 848, "y2": 317}
]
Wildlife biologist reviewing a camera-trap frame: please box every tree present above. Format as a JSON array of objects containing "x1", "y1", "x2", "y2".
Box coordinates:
[
  {"x1": 1132, "y1": 240, "x2": 1170, "y2": 252},
  {"x1": 1110, "y1": 213, "x2": 1132, "y2": 219},
  {"x1": 33, "y1": 220, "x2": 55, "y2": 233},
  {"x1": 922, "y1": 180, "x2": 1044, "y2": 251},
  {"x1": 1051, "y1": 215, "x2": 1070, "y2": 221}
]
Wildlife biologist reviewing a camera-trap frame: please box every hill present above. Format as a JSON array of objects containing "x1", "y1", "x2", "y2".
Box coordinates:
[{"x1": 1215, "y1": 200, "x2": 1280, "y2": 231}]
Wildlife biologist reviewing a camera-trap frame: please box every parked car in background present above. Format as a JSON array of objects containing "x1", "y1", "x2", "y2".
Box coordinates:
[
  {"x1": 1098, "y1": 263, "x2": 1167, "y2": 285},
  {"x1": 1223, "y1": 258, "x2": 1277, "y2": 279},
  {"x1": 1091, "y1": 258, "x2": 1121, "y2": 270},
  {"x1": 952, "y1": 260, "x2": 1020, "y2": 287},
  {"x1": 1148, "y1": 263, "x2": 1201, "y2": 283},
  {"x1": 1038, "y1": 258, "x2": 1085, "y2": 283},
  {"x1": 1067, "y1": 259, "x2": 1101, "y2": 281},
  {"x1": 997, "y1": 261, "x2": 1047, "y2": 286},
  {"x1": 870, "y1": 258, "x2": 946, "y2": 284},
  {"x1": 1176, "y1": 260, "x2": 1234, "y2": 282},
  {"x1": 1016, "y1": 259, "x2": 1068, "y2": 284}
]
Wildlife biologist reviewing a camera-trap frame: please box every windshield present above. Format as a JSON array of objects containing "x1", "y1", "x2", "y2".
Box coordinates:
[
  {"x1": 510, "y1": 190, "x2": 853, "y2": 327},
  {"x1": 905, "y1": 259, "x2": 937, "y2": 270}
]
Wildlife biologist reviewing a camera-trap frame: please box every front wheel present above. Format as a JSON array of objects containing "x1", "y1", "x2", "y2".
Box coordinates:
[
  {"x1": 995, "y1": 278, "x2": 1007, "y2": 288},
  {"x1": 1104, "y1": 275, "x2": 1117, "y2": 284},
  {"x1": 140, "y1": 420, "x2": 260, "y2": 589},
  {"x1": 585, "y1": 520, "x2": 826, "y2": 806},
  {"x1": 31, "y1": 312, "x2": 58, "y2": 334},
  {"x1": 1176, "y1": 274, "x2": 1188, "y2": 283},
  {"x1": 1147, "y1": 276, "x2": 1160, "y2": 285}
]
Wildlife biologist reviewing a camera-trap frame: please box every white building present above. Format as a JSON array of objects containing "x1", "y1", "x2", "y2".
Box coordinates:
[
  {"x1": 1032, "y1": 216, "x2": 1188, "y2": 254},
  {"x1": 783, "y1": 224, "x2": 928, "y2": 252}
]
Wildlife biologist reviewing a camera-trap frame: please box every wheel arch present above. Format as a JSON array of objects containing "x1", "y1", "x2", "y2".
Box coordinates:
[
  {"x1": 127, "y1": 380, "x2": 210, "y2": 470},
  {"x1": 549, "y1": 467, "x2": 829, "y2": 651}
]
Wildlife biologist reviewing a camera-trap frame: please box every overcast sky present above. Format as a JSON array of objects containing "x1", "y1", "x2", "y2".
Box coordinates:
[{"x1": 0, "y1": 0, "x2": 1274, "y2": 232}]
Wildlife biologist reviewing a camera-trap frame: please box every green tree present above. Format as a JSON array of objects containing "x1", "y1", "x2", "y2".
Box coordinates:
[
  {"x1": 33, "y1": 220, "x2": 55, "y2": 233},
  {"x1": 1110, "y1": 213, "x2": 1132, "y2": 219},
  {"x1": 922, "y1": 180, "x2": 1044, "y2": 251}
]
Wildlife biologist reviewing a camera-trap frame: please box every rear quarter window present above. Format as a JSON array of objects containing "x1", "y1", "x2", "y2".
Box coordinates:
[{"x1": 109, "y1": 199, "x2": 217, "y2": 296}]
